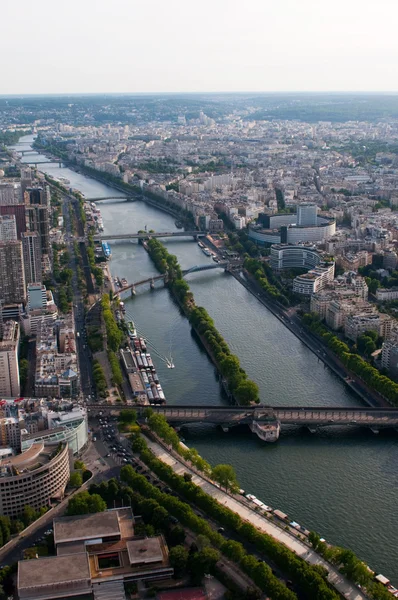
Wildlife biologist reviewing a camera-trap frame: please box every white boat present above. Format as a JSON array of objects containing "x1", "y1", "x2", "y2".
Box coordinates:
[{"x1": 249, "y1": 420, "x2": 280, "y2": 442}]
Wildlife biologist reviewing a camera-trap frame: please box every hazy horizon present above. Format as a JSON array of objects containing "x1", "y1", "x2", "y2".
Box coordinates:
[{"x1": 2, "y1": 0, "x2": 398, "y2": 95}]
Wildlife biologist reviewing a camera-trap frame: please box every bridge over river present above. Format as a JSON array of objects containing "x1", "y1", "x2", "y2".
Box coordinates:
[
  {"x1": 94, "y1": 231, "x2": 207, "y2": 241},
  {"x1": 87, "y1": 404, "x2": 398, "y2": 441}
]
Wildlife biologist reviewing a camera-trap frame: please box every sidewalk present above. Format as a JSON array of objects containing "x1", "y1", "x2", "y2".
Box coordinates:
[{"x1": 144, "y1": 436, "x2": 369, "y2": 600}]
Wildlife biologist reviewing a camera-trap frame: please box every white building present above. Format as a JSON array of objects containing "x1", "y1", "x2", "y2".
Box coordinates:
[{"x1": 0, "y1": 215, "x2": 18, "y2": 241}]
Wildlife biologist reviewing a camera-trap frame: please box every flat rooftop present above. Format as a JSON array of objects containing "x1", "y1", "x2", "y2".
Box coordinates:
[
  {"x1": 127, "y1": 536, "x2": 164, "y2": 565},
  {"x1": 18, "y1": 552, "x2": 90, "y2": 590},
  {"x1": 54, "y1": 511, "x2": 121, "y2": 545}
]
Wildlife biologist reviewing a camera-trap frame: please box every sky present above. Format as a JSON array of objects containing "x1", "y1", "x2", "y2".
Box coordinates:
[{"x1": 2, "y1": 0, "x2": 398, "y2": 94}]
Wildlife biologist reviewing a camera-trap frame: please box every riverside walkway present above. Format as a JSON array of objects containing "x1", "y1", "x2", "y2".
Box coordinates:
[{"x1": 144, "y1": 435, "x2": 369, "y2": 600}]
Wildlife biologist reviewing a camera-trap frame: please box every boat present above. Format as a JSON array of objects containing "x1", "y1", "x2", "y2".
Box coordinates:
[
  {"x1": 139, "y1": 337, "x2": 147, "y2": 352},
  {"x1": 249, "y1": 420, "x2": 280, "y2": 442},
  {"x1": 102, "y1": 242, "x2": 112, "y2": 259},
  {"x1": 141, "y1": 354, "x2": 148, "y2": 368},
  {"x1": 119, "y1": 301, "x2": 126, "y2": 313},
  {"x1": 212, "y1": 255, "x2": 218, "y2": 262},
  {"x1": 127, "y1": 321, "x2": 137, "y2": 338},
  {"x1": 198, "y1": 241, "x2": 204, "y2": 248},
  {"x1": 157, "y1": 384, "x2": 166, "y2": 401},
  {"x1": 175, "y1": 220, "x2": 183, "y2": 229},
  {"x1": 146, "y1": 354, "x2": 154, "y2": 369},
  {"x1": 167, "y1": 362, "x2": 175, "y2": 369},
  {"x1": 121, "y1": 278, "x2": 128, "y2": 286},
  {"x1": 202, "y1": 248, "x2": 211, "y2": 256}
]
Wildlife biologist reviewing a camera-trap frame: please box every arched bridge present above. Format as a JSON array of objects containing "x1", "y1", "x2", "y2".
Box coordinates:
[
  {"x1": 87, "y1": 196, "x2": 136, "y2": 202},
  {"x1": 113, "y1": 262, "x2": 234, "y2": 295},
  {"x1": 87, "y1": 404, "x2": 398, "y2": 441},
  {"x1": 94, "y1": 231, "x2": 207, "y2": 241}
]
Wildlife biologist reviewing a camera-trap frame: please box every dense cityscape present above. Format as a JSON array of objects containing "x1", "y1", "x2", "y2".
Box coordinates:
[{"x1": 0, "y1": 93, "x2": 398, "y2": 600}]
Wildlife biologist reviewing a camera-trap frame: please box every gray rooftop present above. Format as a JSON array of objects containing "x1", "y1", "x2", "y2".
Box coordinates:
[
  {"x1": 54, "y1": 511, "x2": 121, "y2": 545},
  {"x1": 18, "y1": 552, "x2": 90, "y2": 590},
  {"x1": 127, "y1": 537, "x2": 164, "y2": 565}
]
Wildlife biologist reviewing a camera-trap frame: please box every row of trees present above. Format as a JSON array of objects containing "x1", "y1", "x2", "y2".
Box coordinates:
[
  {"x1": 101, "y1": 294, "x2": 123, "y2": 352},
  {"x1": 92, "y1": 359, "x2": 107, "y2": 397},
  {"x1": 309, "y1": 532, "x2": 393, "y2": 600},
  {"x1": 146, "y1": 240, "x2": 260, "y2": 405},
  {"x1": 244, "y1": 257, "x2": 290, "y2": 306},
  {"x1": 108, "y1": 350, "x2": 123, "y2": 386},
  {"x1": 130, "y1": 436, "x2": 339, "y2": 600},
  {"x1": 145, "y1": 413, "x2": 238, "y2": 490},
  {"x1": 86, "y1": 233, "x2": 104, "y2": 287},
  {"x1": 302, "y1": 313, "x2": 398, "y2": 405},
  {"x1": 66, "y1": 490, "x2": 107, "y2": 515},
  {"x1": 121, "y1": 462, "x2": 304, "y2": 600},
  {"x1": 0, "y1": 506, "x2": 48, "y2": 548}
]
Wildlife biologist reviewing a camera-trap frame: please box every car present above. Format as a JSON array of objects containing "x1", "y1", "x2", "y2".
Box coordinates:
[
  {"x1": 217, "y1": 527, "x2": 225, "y2": 534},
  {"x1": 105, "y1": 453, "x2": 110, "y2": 458}
]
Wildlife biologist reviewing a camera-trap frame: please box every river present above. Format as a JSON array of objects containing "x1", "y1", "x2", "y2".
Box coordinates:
[{"x1": 14, "y1": 135, "x2": 398, "y2": 582}]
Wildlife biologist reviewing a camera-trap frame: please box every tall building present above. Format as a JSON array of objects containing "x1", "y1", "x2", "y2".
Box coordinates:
[
  {"x1": 0, "y1": 214, "x2": 17, "y2": 241},
  {"x1": 21, "y1": 232, "x2": 42, "y2": 285},
  {"x1": 25, "y1": 205, "x2": 50, "y2": 255},
  {"x1": 0, "y1": 241, "x2": 26, "y2": 304},
  {"x1": 0, "y1": 320, "x2": 20, "y2": 397},
  {"x1": 0, "y1": 417, "x2": 21, "y2": 450},
  {"x1": 0, "y1": 204, "x2": 26, "y2": 238},
  {"x1": 297, "y1": 203, "x2": 318, "y2": 227},
  {"x1": 0, "y1": 182, "x2": 22, "y2": 206}
]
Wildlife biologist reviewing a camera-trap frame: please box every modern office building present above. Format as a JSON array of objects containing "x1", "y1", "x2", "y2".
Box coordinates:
[
  {"x1": 0, "y1": 320, "x2": 20, "y2": 397},
  {"x1": 27, "y1": 283, "x2": 47, "y2": 311},
  {"x1": 0, "y1": 240, "x2": 26, "y2": 304},
  {"x1": 270, "y1": 244, "x2": 322, "y2": 271},
  {"x1": 21, "y1": 408, "x2": 88, "y2": 455},
  {"x1": 0, "y1": 442, "x2": 70, "y2": 517},
  {"x1": 17, "y1": 508, "x2": 173, "y2": 600},
  {"x1": 297, "y1": 202, "x2": 318, "y2": 226},
  {"x1": 0, "y1": 214, "x2": 18, "y2": 241},
  {"x1": 21, "y1": 232, "x2": 42, "y2": 285},
  {"x1": 249, "y1": 210, "x2": 336, "y2": 245},
  {"x1": 292, "y1": 262, "x2": 335, "y2": 295}
]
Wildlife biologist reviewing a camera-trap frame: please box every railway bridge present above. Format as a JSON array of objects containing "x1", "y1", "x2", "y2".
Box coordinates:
[
  {"x1": 94, "y1": 231, "x2": 208, "y2": 242},
  {"x1": 87, "y1": 404, "x2": 398, "y2": 441}
]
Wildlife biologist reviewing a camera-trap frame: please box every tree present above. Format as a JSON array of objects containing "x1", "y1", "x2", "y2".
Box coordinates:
[
  {"x1": 168, "y1": 525, "x2": 186, "y2": 547},
  {"x1": 188, "y1": 547, "x2": 220, "y2": 582},
  {"x1": 212, "y1": 464, "x2": 238, "y2": 492},
  {"x1": 169, "y1": 545, "x2": 188, "y2": 577},
  {"x1": 69, "y1": 472, "x2": 83, "y2": 488},
  {"x1": 118, "y1": 409, "x2": 137, "y2": 424},
  {"x1": 74, "y1": 459, "x2": 86, "y2": 471},
  {"x1": 234, "y1": 380, "x2": 259, "y2": 405},
  {"x1": 66, "y1": 491, "x2": 106, "y2": 515},
  {"x1": 22, "y1": 506, "x2": 38, "y2": 527}
]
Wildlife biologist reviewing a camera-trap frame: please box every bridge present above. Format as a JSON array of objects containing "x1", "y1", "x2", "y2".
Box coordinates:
[
  {"x1": 94, "y1": 231, "x2": 207, "y2": 241},
  {"x1": 87, "y1": 196, "x2": 136, "y2": 202},
  {"x1": 86, "y1": 404, "x2": 398, "y2": 441},
  {"x1": 114, "y1": 262, "x2": 232, "y2": 295},
  {"x1": 25, "y1": 160, "x2": 63, "y2": 166}
]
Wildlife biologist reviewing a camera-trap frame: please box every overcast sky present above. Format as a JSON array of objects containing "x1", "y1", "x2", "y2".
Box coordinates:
[{"x1": 2, "y1": 0, "x2": 397, "y2": 94}]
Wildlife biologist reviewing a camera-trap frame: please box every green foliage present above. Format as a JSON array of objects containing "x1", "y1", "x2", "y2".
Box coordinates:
[
  {"x1": 118, "y1": 409, "x2": 137, "y2": 424},
  {"x1": 74, "y1": 459, "x2": 86, "y2": 471},
  {"x1": 244, "y1": 257, "x2": 290, "y2": 306},
  {"x1": 108, "y1": 350, "x2": 123, "y2": 386},
  {"x1": 87, "y1": 326, "x2": 103, "y2": 353},
  {"x1": 302, "y1": 312, "x2": 398, "y2": 405},
  {"x1": 66, "y1": 491, "x2": 106, "y2": 515},
  {"x1": 211, "y1": 464, "x2": 238, "y2": 492},
  {"x1": 92, "y1": 360, "x2": 107, "y2": 397},
  {"x1": 101, "y1": 295, "x2": 123, "y2": 351},
  {"x1": 19, "y1": 358, "x2": 29, "y2": 392},
  {"x1": 169, "y1": 545, "x2": 189, "y2": 576},
  {"x1": 69, "y1": 472, "x2": 83, "y2": 487}
]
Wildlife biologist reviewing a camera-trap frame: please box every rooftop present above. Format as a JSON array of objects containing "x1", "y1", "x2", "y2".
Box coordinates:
[
  {"x1": 127, "y1": 536, "x2": 164, "y2": 565},
  {"x1": 18, "y1": 552, "x2": 90, "y2": 592},
  {"x1": 54, "y1": 510, "x2": 121, "y2": 545}
]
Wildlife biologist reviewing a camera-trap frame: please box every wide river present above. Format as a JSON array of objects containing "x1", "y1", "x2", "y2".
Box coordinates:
[{"x1": 15, "y1": 135, "x2": 398, "y2": 581}]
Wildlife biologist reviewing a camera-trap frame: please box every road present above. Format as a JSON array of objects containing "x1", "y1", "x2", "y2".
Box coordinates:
[
  {"x1": 144, "y1": 436, "x2": 369, "y2": 600},
  {"x1": 61, "y1": 192, "x2": 94, "y2": 399}
]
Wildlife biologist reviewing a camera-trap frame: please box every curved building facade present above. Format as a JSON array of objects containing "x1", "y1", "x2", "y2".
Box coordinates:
[
  {"x1": 271, "y1": 244, "x2": 322, "y2": 271},
  {"x1": 249, "y1": 216, "x2": 336, "y2": 245},
  {"x1": 0, "y1": 442, "x2": 70, "y2": 517},
  {"x1": 21, "y1": 413, "x2": 88, "y2": 456}
]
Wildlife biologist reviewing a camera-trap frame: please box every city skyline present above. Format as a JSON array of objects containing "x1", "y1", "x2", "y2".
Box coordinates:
[{"x1": 2, "y1": 0, "x2": 398, "y2": 94}]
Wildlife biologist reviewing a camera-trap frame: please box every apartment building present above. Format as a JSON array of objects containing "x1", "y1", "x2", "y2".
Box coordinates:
[
  {"x1": 21, "y1": 231, "x2": 42, "y2": 284},
  {"x1": 0, "y1": 320, "x2": 20, "y2": 397},
  {"x1": 0, "y1": 214, "x2": 18, "y2": 241},
  {"x1": 345, "y1": 312, "x2": 393, "y2": 341},
  {"x1": 0, "y1": 240, "x2": 26, "y2": 304}
]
